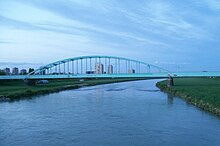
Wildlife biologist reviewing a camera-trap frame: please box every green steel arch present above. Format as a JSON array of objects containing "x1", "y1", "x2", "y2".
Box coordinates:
[{"x1": 28, "y1": 55, "x2": 170, "y2": 75}]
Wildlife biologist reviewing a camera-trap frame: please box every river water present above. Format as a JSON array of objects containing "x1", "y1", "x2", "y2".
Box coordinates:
[{"x1": 0, "y1": 80, "x2": 220, "y2": 146}]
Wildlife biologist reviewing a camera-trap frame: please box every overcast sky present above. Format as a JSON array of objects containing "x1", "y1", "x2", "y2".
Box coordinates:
[{"x1": 0, "y1": 0, "x2": 220, "y2": 71}]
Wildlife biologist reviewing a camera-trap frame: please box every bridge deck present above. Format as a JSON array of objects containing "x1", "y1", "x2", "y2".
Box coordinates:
[{"x1": 0, "y1": 72, "x2": 220, "y2": 80}]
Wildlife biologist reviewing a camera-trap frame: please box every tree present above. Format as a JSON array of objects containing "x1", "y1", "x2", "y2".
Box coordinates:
[
  {"x1": 0, "y1": 70, "x2": 6, "y2": 76},
  {"x1": 28, "y1": 68, "x2": 34, "y2": 74},
  {"x1": 28, "y1": 68, "x2": 34, "y2": 73}
]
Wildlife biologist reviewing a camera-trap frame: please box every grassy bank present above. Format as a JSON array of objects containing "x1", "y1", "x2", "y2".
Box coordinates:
[
  {"x1": 156, "y1": 78, "x2": 220, "y2": 116},
  {"x1": 0, "y1": 78, "x2": 144, "y2": 101}
]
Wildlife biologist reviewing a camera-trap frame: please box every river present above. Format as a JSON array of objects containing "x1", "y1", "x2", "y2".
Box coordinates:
[{"x1": 0, "y1": 80, "x2": 220, "y2": 146}]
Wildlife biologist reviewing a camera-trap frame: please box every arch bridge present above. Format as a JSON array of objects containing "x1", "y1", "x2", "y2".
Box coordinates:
[
  {"x1": 0, "y1": 55, "x2": 220, "y2": 80},
  {"x1": 27, "y1": 55, "x2": 171, "y2": 79}
]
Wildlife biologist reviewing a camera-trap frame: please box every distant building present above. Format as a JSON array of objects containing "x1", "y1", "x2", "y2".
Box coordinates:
[
  {"x1": 128, "y1": 69, "x2": 135, "y2": 74},
  {"x1": 20, "y1": 69, "x2": 27, "y2": 75},
  {"x1": 12, "y1": 67, "x2": 19, "y2": 75},
  {"x1": 108, "y1": 65, "x2": 113, "y2": 74},
  {"x1": 4, "y1": 68, "x2": 10, "y2": 75},
  {"x1": 95, "y1": 63, "x2": 104, "y2": 74}
]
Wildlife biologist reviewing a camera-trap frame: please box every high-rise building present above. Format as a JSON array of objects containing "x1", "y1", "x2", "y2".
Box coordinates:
[
  {"x1": 20, "y1": 69, "x2": 27, "y2": 75},
  {"x1": 108, "y1": 65, "x2": 113, "y2": 74},
  {"x1": 4, "y1": 68, "x2": 10, "y2": 75},
  {"x1": 12, "y1": 67, "x2": 19, "y2": 75},
  {"x1": 95, "y1": 63, "x2": 104, "y2": 74}
]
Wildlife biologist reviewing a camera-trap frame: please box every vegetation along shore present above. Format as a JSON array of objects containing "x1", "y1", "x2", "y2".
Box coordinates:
[
  {"x1": 2, "y1": 77, "x2": 220, "y2": 117},
  {"x1": 0, "y1": 78, "x2": 144, "y2": 101},
  {"x1": 156, "y1": 78, "x2": 220, "y2": 116}
]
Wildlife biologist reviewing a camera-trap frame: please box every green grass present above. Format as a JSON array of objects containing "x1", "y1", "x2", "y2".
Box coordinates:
[
  {"x1": 157, "y1": 78, "x2": 220, "y2": 115},
  {"x1": 0, "y1": 78, "x2": 143, "y2": 100}
]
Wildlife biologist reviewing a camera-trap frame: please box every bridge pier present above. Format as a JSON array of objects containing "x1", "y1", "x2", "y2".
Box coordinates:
[
  {"x1": 24, "y1": 79, "x2": 36, "y2": 86},
  {"x1": 167, "y1": 76, "x2": 174, "y2": 87}
]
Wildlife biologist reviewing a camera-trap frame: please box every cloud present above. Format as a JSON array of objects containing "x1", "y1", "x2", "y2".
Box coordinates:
[
  {"x1": 118, "y1": 1, "x2": 210, "y2": 40},
  {"x1": 0, "y1": 0, "x2": 220, "y2": 71},
  {"x1": 203, "y1": 0, "x2": 220, "y2": 10},
  {"x1": 154, "y1": 60, "x2": 190, "y2": 65},
  {"x1": 0, "y1": 62, "x2": 44, "y2": 69},
  {"x1": 1, "y1": 12, "x2": 168, "y2": 49},
  {"x1": 0, "y1": 41, "x2": 13, "y2": 44},
  {"x1": 0, "y1": 62, "x2": 42, "y2": 66},
  {"x1": 2, "y1": 0, "x2": 209, "y2": 43},
  {"x1": 0, "y1": 15, "x2": 36, "y2": 30},
  {"x1": 11, "y1": 0, "x2": 170, "y2": 48}
]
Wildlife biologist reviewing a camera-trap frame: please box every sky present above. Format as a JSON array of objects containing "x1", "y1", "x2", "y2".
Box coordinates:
[{"x1": 0, "y1": 0, "x2": 220, "y2": 71}]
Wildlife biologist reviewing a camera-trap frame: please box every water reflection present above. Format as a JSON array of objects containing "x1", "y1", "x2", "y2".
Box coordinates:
[{"x1": 167, "y1": 94, "x2": 174, "y2": 105}]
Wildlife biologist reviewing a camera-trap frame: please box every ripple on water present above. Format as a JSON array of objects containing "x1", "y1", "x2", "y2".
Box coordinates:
[
  {"x1": 135, "y1": 89, "x2": 160, "y2": 92},
  {"x1": 106, "y1": 88, "x2": 127, "y2": 91}
]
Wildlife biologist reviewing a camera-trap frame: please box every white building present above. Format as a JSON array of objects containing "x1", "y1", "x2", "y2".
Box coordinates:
[
  {"x1": 95, "y1": 63, "x2": 104, "y2": 74},
  {"x1": 108, "y1": 65, "x2": 113, "y2": 74}
]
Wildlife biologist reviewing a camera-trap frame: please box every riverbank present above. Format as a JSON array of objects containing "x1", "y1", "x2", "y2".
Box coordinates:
[
  {"x1": 0, "y1": 78, "x2": 144, "y2": 101},
  {"x1": 156, "y1": 78, "x2": 220, "y2": 116}
]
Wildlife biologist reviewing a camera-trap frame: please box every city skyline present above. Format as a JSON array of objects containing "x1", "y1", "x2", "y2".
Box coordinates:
[{"x1": 1, "y1": 0, "x2": 220, "y2": 71}]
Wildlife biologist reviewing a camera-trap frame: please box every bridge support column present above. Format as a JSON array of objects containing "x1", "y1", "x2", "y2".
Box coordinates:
[
  {"x1": 167, "y1": 76, "x2": 174, "y2": 87},
  {"x1": 24, "y1": 79, "x2": 36, "y2": 86}
]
